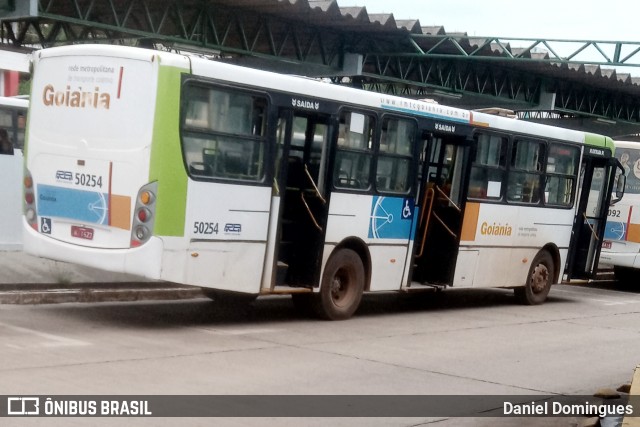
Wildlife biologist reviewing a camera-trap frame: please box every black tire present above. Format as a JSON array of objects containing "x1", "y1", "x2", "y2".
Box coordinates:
[
  {"x1": 291, "y1": 293, "x2": 314, "y2": 316},
  {"x1": 515, "y1": 250, "x2": 554, "y2": 305},
  {"x1": 314, "y1": 248, "x2": 365, "y2": 320}
]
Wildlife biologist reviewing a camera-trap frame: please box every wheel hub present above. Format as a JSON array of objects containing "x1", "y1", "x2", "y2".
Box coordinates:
[
  {"x1": 331, "y1": 277, "x2": 343, "y2": 297},
  {"x1": 531, "y1": 264, "x2": 549, "y2": 293}
]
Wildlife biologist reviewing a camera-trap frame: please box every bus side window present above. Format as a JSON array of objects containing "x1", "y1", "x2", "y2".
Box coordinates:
[
  {"x1": 469, "y1": 133, "x2": 506, "y2": 200},
  {"x1": 0, "y1": 128, "x2": 14, "y2": 155},
  {"x1": 16, "y1": 112, "x2": 26, "y2": 151},
  {"x1": 507, "y1": 139, "x2": 544, "y2": 204},
  {"x1": 0, "y1": 108, "x2": 14, "y2": 155},
  {"x1": 376, "y1": 117, "x2": 415, "y2": 193},
  {"x1": 333, "y1": 111, "x2": 374, "y2": 190},
  {"x1": 181, "y1": 84, "x2": 267, "y2": 182},
  {"x1": 544, "y1": 144, "x2": 579, "y2": 206}
]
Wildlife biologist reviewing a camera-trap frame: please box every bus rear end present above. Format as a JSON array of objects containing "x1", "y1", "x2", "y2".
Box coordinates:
[{"x1": 23, "y1": 45, "x2": 188, "y2": 278}]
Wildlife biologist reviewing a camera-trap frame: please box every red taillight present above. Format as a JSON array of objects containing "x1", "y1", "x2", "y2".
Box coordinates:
[
  {"x1": 130, "y1": 182, "x2": 157, "y2": 248},
  {"x1": 137, "y1": 208, "x2": 150, "y2": 223},
  {"x1": 23, "y1": 168, "x2": 38, "y2": 231}
]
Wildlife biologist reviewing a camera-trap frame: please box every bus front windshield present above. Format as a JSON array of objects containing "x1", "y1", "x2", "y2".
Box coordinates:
[{"x1": 618, "y1": 148, "x2": 640, "y2": 195}]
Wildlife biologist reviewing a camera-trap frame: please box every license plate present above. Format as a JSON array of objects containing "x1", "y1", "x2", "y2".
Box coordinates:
[
  {"x1": 602, "y1": 240, "x2": 612, "y2": 249},
  {"x1": 71, "y1": 225, "x2": 94, "y2": 240}
]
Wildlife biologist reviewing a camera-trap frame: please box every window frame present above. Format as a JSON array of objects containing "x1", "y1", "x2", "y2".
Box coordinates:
[
  {"x1": 506, "y1": 137, "x2": 546, "y2": 205},
  {"x1": 332, "y1": 108, "x2": 377, "y2": 192},
  {"x1": 468, "y1": 131, "x2": 508, "y2": 201},
  {"x1": 180, "y1": 79, "x2": 271, "y2": 185},
  {"x1": 375, "y1": 114, "x2": 418, "y2": 195},
  {"x1": 468, "y1": 130, "x2": 580, "y2": 209},
  {"x1": 543, "y1": 142, "x2": 580, "y2": 207}
]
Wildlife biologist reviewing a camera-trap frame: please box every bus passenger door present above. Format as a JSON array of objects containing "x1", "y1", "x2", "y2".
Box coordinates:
[
  {"x1": 412, "y1": 132, "x2": 470, "y2": 285},
  {"x1": 566, "y1": 154, "x2": 618, "y2": 279},
  {"x1": 265, "y1": 109, "x2": 330, "y2": 289}
]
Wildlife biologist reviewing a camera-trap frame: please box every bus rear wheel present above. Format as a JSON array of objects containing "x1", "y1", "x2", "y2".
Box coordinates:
[
  {"x1": 515, "y1": 250, "x2": 554, "y2": 305},
  {"x1": 314, "y1": 248, "x2": 365, "y2": 320}
]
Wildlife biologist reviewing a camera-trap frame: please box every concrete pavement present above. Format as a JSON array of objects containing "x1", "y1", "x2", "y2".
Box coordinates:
[
  {"x1": 3, "y1": 250, "x2": 639, "y2": 426},
  {"x1": 0, "y1": 250, "x2": 204, "y2": 303}
]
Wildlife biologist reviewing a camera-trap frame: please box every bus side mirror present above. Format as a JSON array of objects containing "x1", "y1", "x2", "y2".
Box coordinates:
[{"x1": 611, "y1": 159, "x2": 626, "y2": 205}]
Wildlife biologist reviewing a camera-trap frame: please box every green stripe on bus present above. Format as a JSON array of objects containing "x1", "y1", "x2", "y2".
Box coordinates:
[
  {"x1": 149, "y1": 64, "x2": 189, "y2": 237},
  {"x1": 584, "y1": 133, "x2": 615, "y2": 154}
]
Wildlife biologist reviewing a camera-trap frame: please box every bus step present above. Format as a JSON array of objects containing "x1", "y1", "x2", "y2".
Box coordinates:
[
  {"x1": 405, "y1": 282, "x2": 446, "y2": 292},
  {"x1": 269, "y1": 286, "x2": 313, "y2": 295},
  {"x1": 276, "y1": 261, "x2": 288, "y2": 287}
]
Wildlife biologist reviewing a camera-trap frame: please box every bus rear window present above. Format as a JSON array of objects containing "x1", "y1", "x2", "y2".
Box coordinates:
[{"x1": 181, "y1": 84, "x2": 267, "y2": 182}]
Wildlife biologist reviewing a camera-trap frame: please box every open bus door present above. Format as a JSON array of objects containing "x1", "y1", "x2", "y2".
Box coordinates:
[
  {"x1": 265, "y1": 108, "x2": 331, "y2": 290},
  {"x1": 566, "y1": 148, "x2": 622, "y2": 279},
  {"x1": 412, "y1": 131, "x2": 471, "y2": 285}
]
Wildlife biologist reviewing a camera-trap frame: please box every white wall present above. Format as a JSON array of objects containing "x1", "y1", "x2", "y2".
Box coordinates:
[
  {"x1": 0, "y1": 150, "x2": 23, "y2": 250},
  {"x1": 0, "y1": 51, "x2": 30, "y2": 73}
]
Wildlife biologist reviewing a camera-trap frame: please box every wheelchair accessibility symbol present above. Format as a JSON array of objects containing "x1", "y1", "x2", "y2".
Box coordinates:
[
  {"x1": 369, "y1": 196, "x2": 414, "y2": 239},
  {"x1": 402, "y1": 199, "x2": 413, "y2": 219},
  {"x1": 41, "y1": 217, "x2": 52, "y2": 234}
]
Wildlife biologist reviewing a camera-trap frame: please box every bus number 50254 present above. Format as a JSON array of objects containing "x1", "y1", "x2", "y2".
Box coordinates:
[{"x1": 193, "y1": 221, "x2": 219, "y2": 235}]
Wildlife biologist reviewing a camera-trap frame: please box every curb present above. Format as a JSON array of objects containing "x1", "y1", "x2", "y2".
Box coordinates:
[
  {"x1": 623, "y1": 364, "x2": 640, "y2": 427},
  {"x1": 0, "y1": 282, "x2": 206, "y2": 304}
]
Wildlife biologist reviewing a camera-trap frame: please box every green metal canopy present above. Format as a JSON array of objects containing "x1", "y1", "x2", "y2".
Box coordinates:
[{"x1": 2, "y1": 0, "x2": 640, "y2": 136}]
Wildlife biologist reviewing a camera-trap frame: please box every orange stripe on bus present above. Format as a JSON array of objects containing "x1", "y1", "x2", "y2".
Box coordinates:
[
  {"x1": 461, "y1": 202, "x2": 480, "y2": 242},
  {"x1": 627, "y1": 223, "x2": 640, "y2": 243},
  {"x1": 110, "y1": 194, "x2": 131, "y2": 230}
]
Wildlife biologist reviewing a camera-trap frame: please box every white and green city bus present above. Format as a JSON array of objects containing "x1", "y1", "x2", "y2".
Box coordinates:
[{"x1": 23, "y1": 45, "x2": 622, "y2": 319}]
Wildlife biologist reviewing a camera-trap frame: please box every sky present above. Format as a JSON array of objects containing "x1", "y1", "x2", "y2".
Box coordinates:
[
  {"x1": 338, "y1": 0, "x2": 638, "y2": 40},
  {"x1": 339, "y1": 0, "x2": 640, "y2": 75}
]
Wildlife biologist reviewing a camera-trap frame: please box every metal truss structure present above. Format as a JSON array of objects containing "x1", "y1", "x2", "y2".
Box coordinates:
[{"x1": 2, "y1": 0, "x2": 640, "y2": 134}]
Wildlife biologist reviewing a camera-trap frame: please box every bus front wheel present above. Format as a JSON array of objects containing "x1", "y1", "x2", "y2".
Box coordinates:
[
  {"x1": 515, "y1": 250, "x2": 554, "y2": 305},
  {"x1": 315, "y1": 248, "x2": 365, "y2": 320}
]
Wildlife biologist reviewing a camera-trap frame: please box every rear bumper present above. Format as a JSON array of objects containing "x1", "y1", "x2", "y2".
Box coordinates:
[{"x1": 22, "y1": 217, "x2": 164, "y2": 279}]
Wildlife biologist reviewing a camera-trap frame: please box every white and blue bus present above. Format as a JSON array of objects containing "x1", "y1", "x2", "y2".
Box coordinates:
[
  {"x1": 23, "y1": 45, "x2": 622, "y2": 319},
  {"x1": 601, "y1": 140, "x2": 640, "y2": 281}
]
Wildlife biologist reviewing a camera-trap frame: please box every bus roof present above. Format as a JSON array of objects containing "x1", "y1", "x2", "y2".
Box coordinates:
[
  {"x1": 36, "y1": 44, "x2": 611, "y2": 147},
  {"x1": 0, "y1": 96, "x2": 28, "y2": 109},
  {"x1": 584, "y1": 133, "x2": 615, "y2": 153},
  {"x1": 613, "y1": 140, "x2": 640, "y2": 150}
]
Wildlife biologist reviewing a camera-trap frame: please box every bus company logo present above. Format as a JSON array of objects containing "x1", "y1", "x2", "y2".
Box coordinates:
[
  {"x1": 480, "y1": 221, "x2": 512, "y2": 236},
  {"x1": 42, "y1": 84, "x2": 111, "y2": 109},
  {"x1": 7, "y1": 397, "x2": 40, "y2": 415},
  {"x1": 291, "y1": 98, "x2": 319, "y2": 110},
  {"x1": 55, "y1": 170, "x2": 73, "y2": 183},
  {"x1": 435, "y1": 123, "x2": 456, "y2": 133},
  {"x1": 224, "y1": 223, "x2": 241, "y2": 234}
]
